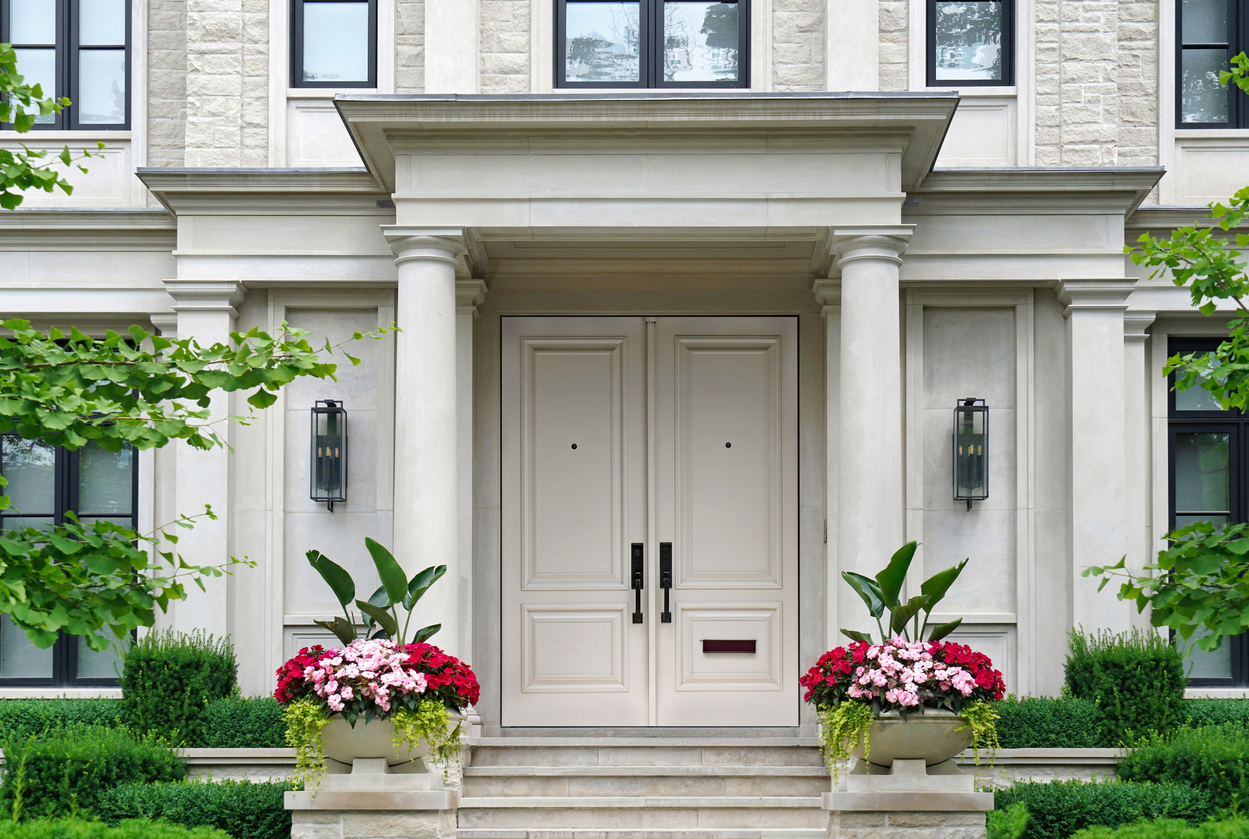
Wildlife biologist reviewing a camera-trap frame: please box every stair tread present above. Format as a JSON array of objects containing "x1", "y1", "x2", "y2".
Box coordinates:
[
  {"x1": 459, "y1": 797, "x2": 824, "y2": 809},
  {"x1": 456, "y1": 830, "x2": 827, "y2": 839},
  {"x1": 469, "y1": 738, "x2": 819, "y2": 748},
  {"x1": 464, "y1": 766, "x2": 828, "y2": 777}
]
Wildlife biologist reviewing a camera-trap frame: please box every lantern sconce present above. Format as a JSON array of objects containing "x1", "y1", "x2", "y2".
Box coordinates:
[
  {"x1": 953, "y1": 398, "x2": 988, "y2": 511},
  {"x1": 311, "y1": 399, "x2": 347, "y2": 512}
]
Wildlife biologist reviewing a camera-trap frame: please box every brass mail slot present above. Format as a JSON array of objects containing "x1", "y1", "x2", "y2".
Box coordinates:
[{"x1": 702, "y1": 639, "x2": 756, "y2": 654}]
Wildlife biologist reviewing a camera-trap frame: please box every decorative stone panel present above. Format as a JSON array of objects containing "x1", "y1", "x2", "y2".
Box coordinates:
[
  {"x1": 773, "y1": 0, "x2": 826, "y2": 91},
  {"x1": 397, "y1": 0, "x2": 425, "y2": 93},
  {"x1": 481, "y1": 0, "x2": 531, "y2": 94}
]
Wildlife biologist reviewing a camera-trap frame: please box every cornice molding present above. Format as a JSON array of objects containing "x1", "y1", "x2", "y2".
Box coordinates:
[
  {"x1": 0, "y1": 209, "x2": 176, "y2": 252},
  {"x1": 1126, "y1": 205, "x2": 1248, "y2": 232},
  {"x1": 1124, "y1": 311, "x2": 1156, "y2": 341},
  {"x1": 830, "y1": 226, "x2": 914, "y2": 269},
  {"x1": 456, "y1": 279, "x2": 488, "y2": 314},
  {"x1": 914, "y1": 168, "x2": 1165, "y2": 218},
  {"x1": 136, "y1": 169, "x2": 388, "y2": 216},
  {"x1": 1056, "y1": 279, "x2": 1136, "y2": 318},
  {"x1": 149, "y1": 313, "x2": 179, "y2": 338},
  {"x1": 163, "y1": 280, "x2": 246, "y2": 318},
  {"x1": 811, "y1": 279, "x2": 840, "y2": 315}
]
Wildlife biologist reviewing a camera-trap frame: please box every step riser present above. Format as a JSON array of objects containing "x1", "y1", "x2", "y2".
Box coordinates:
[
  {"x1": 469, "y1": 747, "x2": 825, "y2": 767},
  {"x1": 464, "y1": 776, "x2": 831, "y2": 798},
  {"x1": 458, "y1": 809, "x2": 829, "y2": 830}
]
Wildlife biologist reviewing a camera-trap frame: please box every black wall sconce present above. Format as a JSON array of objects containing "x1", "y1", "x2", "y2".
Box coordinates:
[
  {"x1": 953, "y1": 398, "x2": 988, "y2": 510},
  {"x1": 311, "y1": 399, "x2": 347, "y2": 511}
]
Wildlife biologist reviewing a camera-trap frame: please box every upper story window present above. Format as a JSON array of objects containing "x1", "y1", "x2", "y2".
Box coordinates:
[
  {"x1": 1178, "y1": 0, "x2": 1245, "y2": 126},
  {"x1": 291, "y1": 0, "x2": 377, "y2": 87},
  {"x1": 926, "y1": 0, "x2": 1014, "y2": 86},
  {"x1": 556, "y1": 0, "x2": 748, "y2": 88},
  {"x1": 0, "y1": 436, "x2": 135, "y2": 686},
  {"x1": 1167, "y1": 338, "x2": 1249, "y2": 686},
  {"x1": 1, "y1": 0, "x2": 131, "y2": 128}
]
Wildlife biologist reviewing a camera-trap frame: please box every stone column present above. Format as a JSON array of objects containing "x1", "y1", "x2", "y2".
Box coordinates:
[
  {"x1": 163, "y1": 280, "x2": 244, "y2": 639},
  {"x1": 456, "y1": 279, "x2": 486, "y2": 664},
  {"x1": 424, "y1": 0, "x2": 479, "y2": 93},
  {"x1": 1058, "y1": 279, "x2": 1136, "y2": 634},
  {"x1": 832, "y1": 228, "x2": 911, "y2": 635},
  {"x1": 813, "y1": 279, "x2": 841, "y2": 650},
  {"x1": 383, "y1": 228, "x2": 466, "y2": 659},
  {"x1": 1124, "y1": 311, "x2": 1156, "y2": 631}
]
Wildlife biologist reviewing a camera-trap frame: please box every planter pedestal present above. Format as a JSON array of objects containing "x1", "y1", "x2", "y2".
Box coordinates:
[
  {"x1": 823, "y1": 759, "x2": 993, "y2": 839},
  {"x1": 285, "y1": 758, "x2": 458, "y2": 839}
]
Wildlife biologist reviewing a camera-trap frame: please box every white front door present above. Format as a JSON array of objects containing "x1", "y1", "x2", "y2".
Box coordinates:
[{"x1": 501, "y1": 316, "x2": 798, "y2": 727}]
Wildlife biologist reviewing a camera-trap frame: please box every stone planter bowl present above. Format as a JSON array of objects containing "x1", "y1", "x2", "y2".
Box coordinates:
[
  {"x1": 850, "y1": 709, "x2": 973, "y2": 768},
  {"x1": 320, "y1": 709, "x2": 464, "y2": 768}
]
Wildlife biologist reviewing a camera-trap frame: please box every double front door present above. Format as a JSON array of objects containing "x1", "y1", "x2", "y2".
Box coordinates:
[{"x1": 501, "y1": 317, "x2": 799, "y2": 727}]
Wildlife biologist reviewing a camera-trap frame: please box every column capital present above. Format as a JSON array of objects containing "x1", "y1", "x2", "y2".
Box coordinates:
[
  {"x1": 830, "y1": 226, "x2": 913, "y2": 270},
  {"x1": 811, "y1": 279, "x2": 841, "y2": 316},
  {"x1": 1056, "y1": 279, "x2": 1136, "y2": 318},
  {"x1": 456, "y1": 279, "x2": 488, "y2": 314},
  {"x1": 1124, "y1": 311, "x2": 1156, "y2": 342},
  {"x1": 162, "y1": 280, "x2": 245, "y2": 318},
  {"x1": 382, "y1": 226, "x2": 467, "y2": 268}
]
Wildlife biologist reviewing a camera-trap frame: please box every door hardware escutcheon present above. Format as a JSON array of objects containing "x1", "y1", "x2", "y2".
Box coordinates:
[
  {"x1": 659, "y1": 542, "x2": 673, "y2": 623},
  {"x1": 631, "y1": 543, "x2": 644, "y2": 624}
]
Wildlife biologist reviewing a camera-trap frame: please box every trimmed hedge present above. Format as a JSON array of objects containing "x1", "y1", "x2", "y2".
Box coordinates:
[
  {"x1": 1073, "y1": 820, "x2": 1249, "y2": 839},
  {"x1": 1066, "y1": 629, "x2": 1187, "y2": 746},
  {"x1": 120, "y1": 630, "x2": 237, "y2": 746},
  {"x1": 199, "y1": 697, "x2": 286, "y2": 749},
  {"x1": 95, "y1": 780, "x2": 294, "y2": 839},
  {"x1": 0, "y1": 724, "x2": 186, "y2": 819},
  {"x1": 994, "y1": 780, "x2": 1215, "y2": 839},
  {"x1": 5, "y1": 818, "x2": 231, "y2": 839},
  {"x1": 1118, "y1": 724, "x2": 1249, "y2": 810},
  {"x1": 995, "y1": 695, "x2": 1107, "y2": 748},
  {"x1": 0, "y1": 698, "x2": 124, "y2": 740},
  {"x1": 1183, "y1": 699, "x2": 1249, "y2": 729}
]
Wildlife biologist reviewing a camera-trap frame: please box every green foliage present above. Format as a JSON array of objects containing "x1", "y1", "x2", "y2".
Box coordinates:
[
  {"x1": 1118, "y1": 724, "x2": 1249, "y2": 811},
  {"x1": 119, "y1": 630, "x2": 237, "y2": 746},
  {"x1": 1065, "y1": 629, "x2": 1186, "y2": 746},
  {"x1": 994, "y1": 780, "x2": 1215, "y2": 839},
  {"x1": 94, "y1": 780, "x2": 294, "y2": 839},
  {"x1": 3, "y1": 818, "x2": 231, "y2": 839},
  {"x1": 815, "y1": 700, "x2": 876, "y2": 780},
  {"x1": 994, "y1": 695, "x2": 1107, "y2": 748},
  {"x1": 0, "y1": 698, "x2": 124, "y2": 740},
  {"x1": 840, "y1": 540, "x2": 968, "y2": 643},
  {"x1": 0, "y1": 44, "x2": 104, "y2": 210},
  {"x1": 1185, "y1": 699, "x2": 1249, "y2": 729},
  {"x1": 0, "y1": 725, "x2": 186, "y2": 819},
  {"x1": 199, "y1": 696, "x2": 287, "y2": 749},
  {"x1": 306, "y1": 537, "x2": 445, "y2": 646},
  {"x1": 1072, "y1": 820, "x2": 1249, "y2": 839},
  {"x1": 0, "y1": 319, "x2": 391, "y2": 650},
  {"x1": 283, "y1": 699, "x2": 329, "y2": 788},
  {"x1": 394, "y1": 699, "x2": 463, "y2": 780},
  {"x1": 988, "y1": 802, "x2": 1031, "y2": 839}
]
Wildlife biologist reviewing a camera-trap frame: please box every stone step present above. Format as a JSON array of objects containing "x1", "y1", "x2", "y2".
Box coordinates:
[
  {"x1": 463, "y1": 769, "x2": 830, "y2": 798},
  {"x1": 456, "y1": 797, "x2": 828, "y2": 831},
  {"x1": 456, "y1": 829, "x2": 828, "y2": 839},
  {"x1": 467, "y1": 739, "x2": 824, "y2": 769}
]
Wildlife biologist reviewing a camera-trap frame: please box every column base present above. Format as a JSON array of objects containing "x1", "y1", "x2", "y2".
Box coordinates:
[{"x1": 824, "y1": 759, "x2": 992, "y2": 837}]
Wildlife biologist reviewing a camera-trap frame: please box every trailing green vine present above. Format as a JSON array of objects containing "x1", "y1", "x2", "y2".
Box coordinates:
[
  {"x1": 283, "y1": 699, "x2": 329, "y2": 789},
  {"x1": 958, "y1": 698, "x2": 1000, "y2": 766},
  {"x1": 817, "y1": 701, "x2": 876, "y2": 782},
  {"x1": 393, "y1": 699, "x2": 465, "y2": 781}
]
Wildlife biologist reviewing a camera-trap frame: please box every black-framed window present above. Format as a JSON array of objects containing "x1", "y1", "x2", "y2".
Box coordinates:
[
  {"x1": 1177, "y1": 0, "x2": 1248, "y2": 126},
  {"x1": 1168, "y1": 338, "x2": 1249, "y2": 686},
  {"x1": 0, "y1": 436, "x2": 136, "y2": 686},
  {"x1": 927, "y1": 0, "x2": 1013, "y2": 86},
  {"x1": 556, "y1": 0, "x2": 748, "y2": 88},
  {"x1": 291, "y1": 0, "x2": 377, "y2": 87},
  {"x1": 0, "y1": 0, "x2": 131, "y2": 129}
]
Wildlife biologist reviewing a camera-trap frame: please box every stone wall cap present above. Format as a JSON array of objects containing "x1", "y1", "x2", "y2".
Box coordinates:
[
  {"x1": 285, "y1": 789, "x2": 458, "y2": 811},
  {"x1": 823, "y1": 790, "x2": 995, "y2": 811}
]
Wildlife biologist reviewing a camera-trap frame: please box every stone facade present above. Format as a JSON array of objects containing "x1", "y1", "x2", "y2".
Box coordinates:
[
  {"x1": 773, "y1": 0, "x2": 826, "y2": 91},
  {"x1": 148, "y1": 0, "x2": 187, "y2": 167},
  {"x1": 184, "y1": 0, "x2": 269, "y2": 167},
  {"x1": 396, "y1": 0, "x2": 425, "y2": 94},
  {"x1": 879, "y1": 0, "x2": 909, "y2": 92},
  {"x1": 480, "y1": 0, "x2": 531, "y2": 94},
  {"x1": 1118, "y1": 0, "x2": 1161, "y2": 167},
  {"x1": 829, "y1": 811, "x2": 987, "y2": 839},
  {"x1": 290, "y1": 810, "x2": 457, "y2": 839}
]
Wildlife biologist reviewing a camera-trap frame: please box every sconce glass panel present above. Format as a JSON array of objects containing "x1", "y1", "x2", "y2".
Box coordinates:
[
  {"x1": 311, "y1": 399, "x2": 347, "y2": 506},
  {"x1": 953, "y1": 398, "x2": 988, "y2": 504}
]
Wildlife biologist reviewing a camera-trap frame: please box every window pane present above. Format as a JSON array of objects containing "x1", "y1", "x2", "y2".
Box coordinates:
[
  {"x1": 1183, "y1": 628, "x2": 1234, "y2": 680},
  {"x1": 9, "y1": 0, "x2": 56, "y2": 44},
  {"x1": 1182, "y1": 0, "x2": 1226, "y2": 44},
  {"x1": 933, "y1": 0, "x2": 1003, "y2": 81},
  {"x1": 1174, "y1": 432, "x2": 1230, "y2": 513},
  {"x1": 566, "y1": 1, "x2": 640, "y2": 82},
  {"x1": 1, "y1": 516, "x2": 55, "y2": 534},
  {"x1": 1175, "y1": 513, "x2": 1231, "y2": 528},
  {"x1": 663, "y1": 2, "x2": 738, "y2": 82},
  {"x1": 1, "y1": 437, "x2": 56, "y2": 515},
  {"x1": 0, "y1": 615, "x2": 54, "y2": 679},
  {"x1": 1176, "y1": 383, "x2": 1225, "y2": 411},
  {"x1": 1182, "y1": 48, "x2": 1230, "y2": 123},
  {"x1": 79, "y1": 0, "x2": 126, "y2": 45},
  {"x1": 77, "y1": 635, "x2": 127, "y2": 679},
  {"x1": 302, "y1": 1, "x2": 370, "y2": 83},
  {"x1": 77, "y1": 443, "x2": 134, "y2": 515},
  {"x1": 77, "y1": 48, "x2": 126, "y2": 123},
  {"x1": 14, "y1": 47, "x2": 57, "y2": 121}
]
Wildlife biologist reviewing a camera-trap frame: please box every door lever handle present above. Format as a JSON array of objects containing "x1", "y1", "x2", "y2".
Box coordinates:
[
  {"x1": 631, "y1": 543, "x2": 644, "y2": 624},
  {"x1": 659, "y1": 542, "x2": 673, "y2": 623}
]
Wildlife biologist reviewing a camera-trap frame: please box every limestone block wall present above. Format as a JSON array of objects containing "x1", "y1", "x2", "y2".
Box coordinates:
[
  {"x1": 480, "y1": 0, "x2": 530, "y2": 94},
  {"x1": 396, "y1": 0, "x2": 425, "y2": 93},
  {"x1": 879, "y1": 0, "x2": 909, "y2": 91},
  {"x1": 148, "y1": 0, "x2": 187, "y2": 167},
  {"x1": 773, "y1": 0, "x2": 826, "y2": 90},
  {"x1": 184, "y1": 0, "x2": 270, "y2": 167}
]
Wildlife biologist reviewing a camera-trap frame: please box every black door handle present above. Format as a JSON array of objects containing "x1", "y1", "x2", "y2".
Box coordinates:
[
  {"x1": 631, "y1": 543, "x2": 644, "y2": 624},
  {"x1": 659, "y1": 542, "x2": 672, "y2": 623}
]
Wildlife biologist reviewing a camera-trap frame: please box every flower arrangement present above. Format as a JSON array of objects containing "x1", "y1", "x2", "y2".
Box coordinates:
[
  {"x1": 804, "y1": 541, "x2": 1005, "y2": 775},
  {"x1": 275, "y1": 638, "x2": 480, "y2": 784}
]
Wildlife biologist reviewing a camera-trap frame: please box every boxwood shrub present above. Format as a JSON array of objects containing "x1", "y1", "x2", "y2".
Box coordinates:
[
  {"x1": 0, "y1": 698, "x2": 124, "y2": 740},
  {"x1": 94, "y1": 780, "x2": 294, "y2": 839},
  {"x1": 995, "y1": 695, "x2": 1107, "y2": 748},
  {"x1": 0, "y1": 725, "x2": 186, "y2": 819},
  {"x1": 1065, "y1": 629, "x2": 1187, "y2": 746},
  {"x1": 199, "y1": 696, "x2": 286, "y2": 749},
  {"x1": 6, "y1": 818, "x2": 231, "y2": 839},
  {"x1": 1118, "y1": 724, "x2": 1249, "y2": 810},
  {"x1": 994, "y1": 780, "x2": 1214, "y2": 839},
  {"x1": 120, "y1": 630, "x2": 236, "y2": 746},
  {"x1": 1073, "y1": 820, "x2": 1249, "y2": 839},
  {"x1": 1183, "y1": 699, "x2": 1249, "y2": 729}
]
